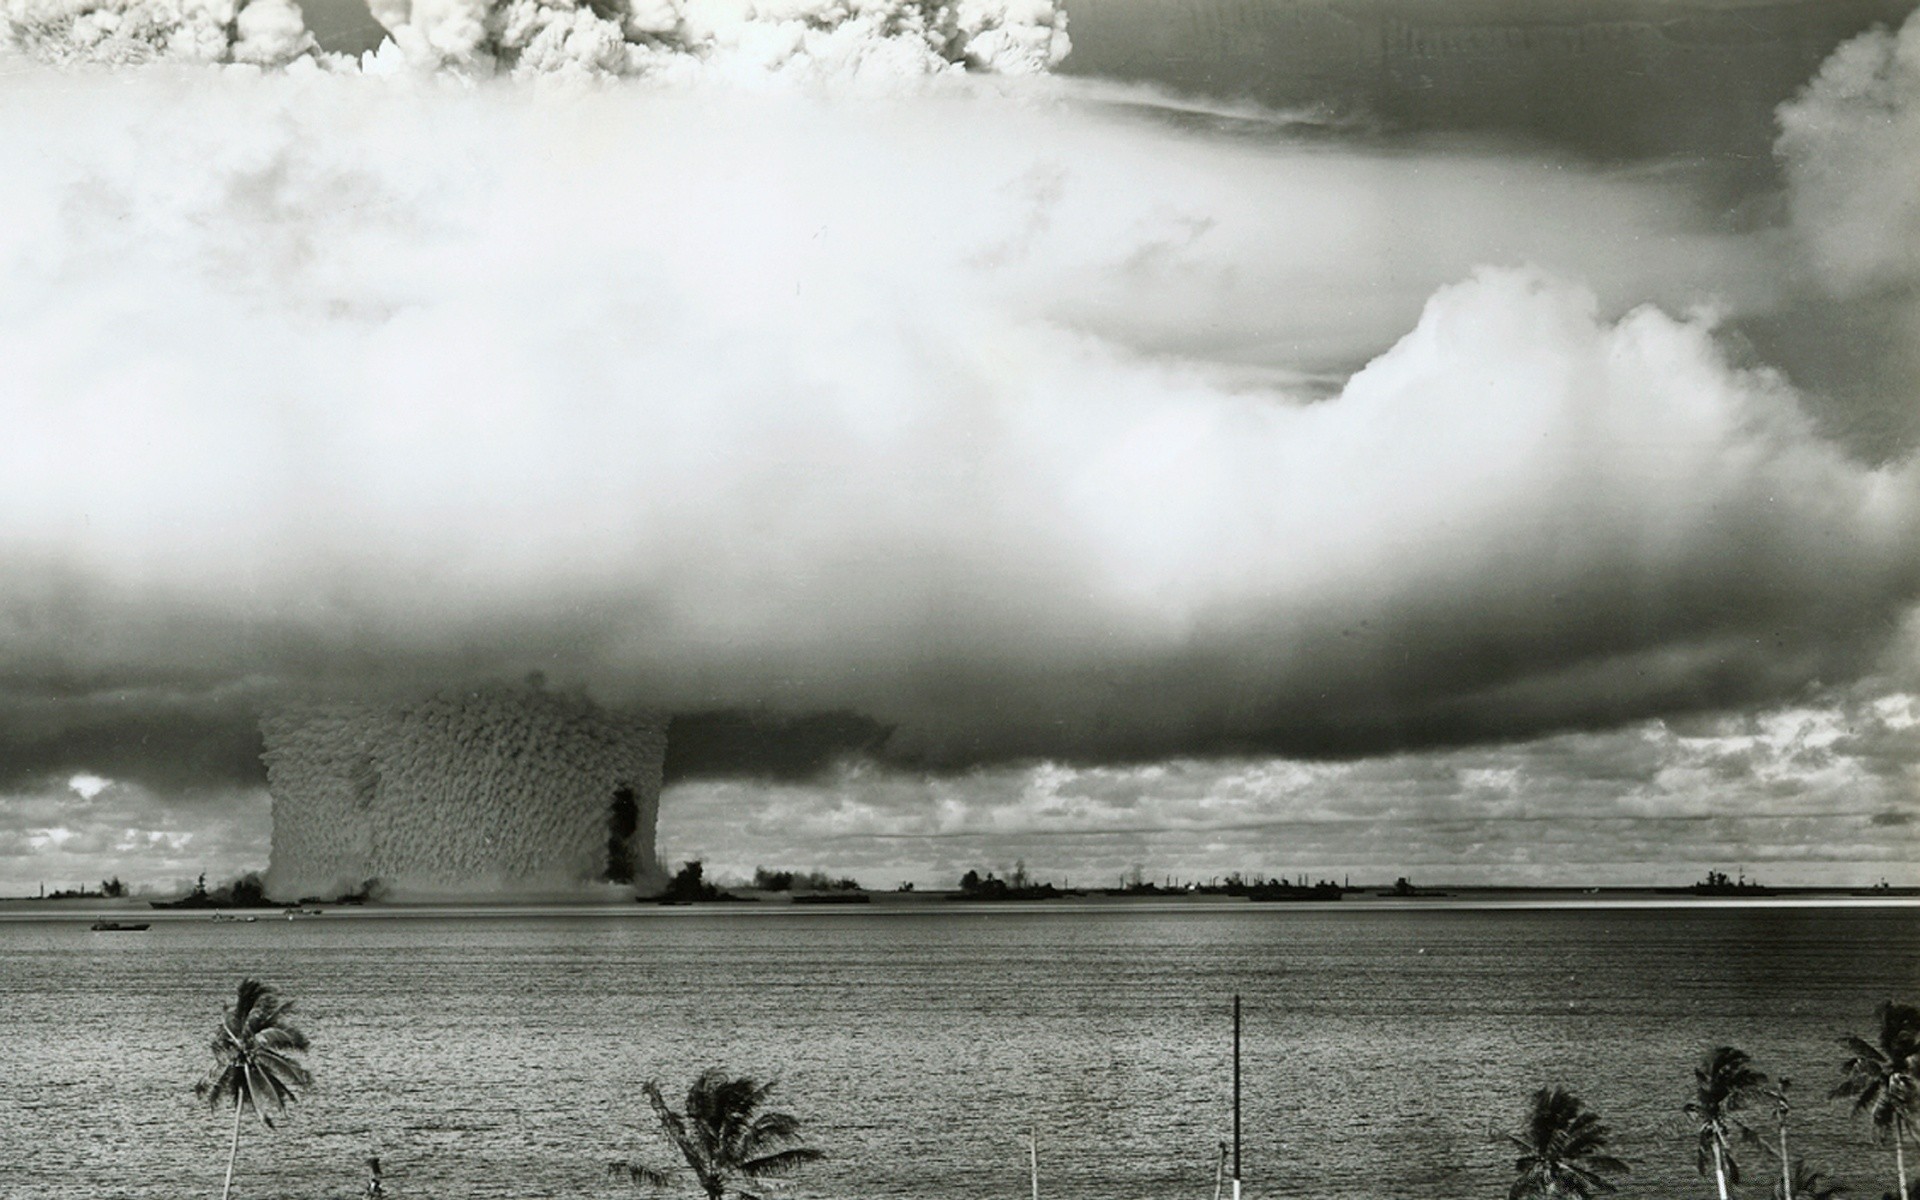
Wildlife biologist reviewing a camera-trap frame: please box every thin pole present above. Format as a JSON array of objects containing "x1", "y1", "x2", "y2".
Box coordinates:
[
  {"x1": 1233, "y1": 993, "x2": 1242, "y2": 1195},
  {"x1": 1028, "y1": 1126, "x2": 1039, "y2": 1200},
  {"x1": 1214, "y1": 1141, "x2": 1227, "y2": 1200}
]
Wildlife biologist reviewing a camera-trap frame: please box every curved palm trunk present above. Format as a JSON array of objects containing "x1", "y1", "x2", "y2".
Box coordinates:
[
  {"x1": 1895, "y1": 1125, "x2": 1909, "y2": 1200},
  {"x1": 1779, "y1": 1126, "x2": 1792, "y2": 1200},
  {"x1": 1712, "y1": 1140, "x2": 1731, "y2": 1200},
  {"x1": 221, "y1": 1094, "x2": 244, "y2": 1200}
]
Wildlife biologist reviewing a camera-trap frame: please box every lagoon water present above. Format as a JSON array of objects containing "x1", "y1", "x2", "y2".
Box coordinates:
[{"x1": 1, "y1": 904, "x2": 1915, "y2": 1200}]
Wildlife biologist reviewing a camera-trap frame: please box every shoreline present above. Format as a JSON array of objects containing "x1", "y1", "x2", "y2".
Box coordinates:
[{"x1": 4, "y1": 886, "x2": 1918, "y2": 922}]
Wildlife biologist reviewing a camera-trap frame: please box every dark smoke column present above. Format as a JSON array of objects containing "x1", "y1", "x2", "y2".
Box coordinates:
[{"x1": 261, "y1": 685, "x2": 667, "y2": 901}]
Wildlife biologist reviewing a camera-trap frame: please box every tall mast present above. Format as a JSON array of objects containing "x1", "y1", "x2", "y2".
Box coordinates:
[{"x1": 1233, "y1": 993, "x2": 1242, "y2": 1200}]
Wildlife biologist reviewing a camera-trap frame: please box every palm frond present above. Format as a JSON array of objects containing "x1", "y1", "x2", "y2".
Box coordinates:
[
  {"x1": 739, "y1": 1148, "x2": 825, "y2": 1178},
  {"x1": 1561, "y1": 1161, "x2": 1623, "y2": 1196},
  {"x1": 646, "y1": 1080, "x2": 701, "y2": 1170},
  {"x1": 612, "y1": 1160, "x2": 675, "y2": 1189},
  {"x1": 739, "y1": 1112, "x2": 807, "y2": 1160},
  {"x1": 1876, "y1": 1003, "x2": 1920, "y2": 1053},
  {"x1": 1779, "y1": 1159, "x2": 1848, "y2": 1200},
  {"x1": 1582, "y1": 1155, "x2": 1630, "y2": 1178},
  {"x1": 195, "y1": 1062, "x2": 238, "y2": 1108},
  {"x1": 255, "y1": 1025, "x2": 311, "y2": 1054},
  {"x1": 230, "y1": 979, "x2": 266, "y2": 1027}
]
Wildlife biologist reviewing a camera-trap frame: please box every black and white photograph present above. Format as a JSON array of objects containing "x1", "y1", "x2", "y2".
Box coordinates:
[{"x1": 0, "y1": 0, "x2": 1916, "y2": 1196}]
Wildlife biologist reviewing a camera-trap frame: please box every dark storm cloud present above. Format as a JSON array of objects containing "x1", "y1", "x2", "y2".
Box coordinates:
[
  {"x1": 0, "y1": 681, "x2": 268, "y2": 793},
  {"x1": 662, "y1": 710, "x2": 894, "y2": 784}
]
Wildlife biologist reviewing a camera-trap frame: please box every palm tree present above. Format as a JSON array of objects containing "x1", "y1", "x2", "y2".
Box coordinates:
[
  {"x1": 1687, "y1": 1046, "x2": 1768, "y2": 1200},
  {"x1": 614, "y1": 1070, "x2": 823, "y2": 1200},
  {"x1": 1776, "y1": 1159, "x2": 1846, "y2": 1200},
  {"x1": 1505, "y1": 1086, "x2": 1631, "y2": 1200},
  {"x1": 1833, "y1": 1002, "x2": 1920, "y2": 1200},
  {"x1": 194, "y1": 978, "x2": 312, "y2": 1200}
]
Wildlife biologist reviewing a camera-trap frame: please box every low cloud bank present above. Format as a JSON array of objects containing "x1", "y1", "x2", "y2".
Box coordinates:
[{"x1": 660, "y1": 687, "x2": 1920, "y2": 889}]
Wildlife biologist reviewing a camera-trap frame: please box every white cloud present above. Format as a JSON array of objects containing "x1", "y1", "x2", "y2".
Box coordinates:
[
  {"x1": 1776, "y1": 8, "x2": 1920, "y2": 298},
  {"x1": 0, "y1": 67, "x2": 1908, "y2": 775}
]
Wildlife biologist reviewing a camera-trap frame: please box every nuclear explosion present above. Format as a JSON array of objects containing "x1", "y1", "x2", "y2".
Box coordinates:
[{"x1": 261, "y1": 685, "x2": 668, "y2": 901}]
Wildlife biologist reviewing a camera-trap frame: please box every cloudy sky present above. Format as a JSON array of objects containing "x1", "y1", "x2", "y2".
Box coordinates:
[{"x1": 1, "y1": 0, "x2": 1916, "y2": 894}]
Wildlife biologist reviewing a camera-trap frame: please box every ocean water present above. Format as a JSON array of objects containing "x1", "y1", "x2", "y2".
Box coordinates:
[{"x1": 0, "y1": 904, "x2": 1915, "y2": 1200}]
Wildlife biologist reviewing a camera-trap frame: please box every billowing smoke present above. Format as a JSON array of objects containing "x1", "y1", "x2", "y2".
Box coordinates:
[
  {"x1": 262, "y1": 683, "x2": 667, "y2": 899},
  {"x1": 358, "y1": 0, "x2": 1071, "y2": 80},
  {"x1": 2, "y1": 0, "x2": 1069, "y2": 75},
  {"x1": 2, "y1": 0, "x2": 312, "y2": 65},
  {"x1": 0, "y1": 9, "x2": 1916, "y2": 804}
]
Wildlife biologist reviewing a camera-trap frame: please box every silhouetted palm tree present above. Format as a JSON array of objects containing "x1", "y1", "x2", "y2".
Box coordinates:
[
  {"x1": 1834, "y1": 1002, "x2": 1920, "y2": 1200},
  {"x1": 1506, "y1": 1086, "x2": 1631, "y2": 1200},
  {"x1": 194, "y1": 978, "x2": 311, "y2": 1200},
  {"x1": 1775, "y1": 1159, "x2": 1846, "y2": 1200},
  {"x1": 614, "y1": 1070, "x2": 823, "y2": 1200},
  {"x1": 1688, "y1": 1046, "x2": 1768, "y2": 1200}
]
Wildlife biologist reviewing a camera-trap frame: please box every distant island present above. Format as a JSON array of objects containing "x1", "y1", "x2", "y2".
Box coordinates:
[
  {"x1": 954, "y1": 866, "x2": 1071, "y2": 902},
  {"x1": 14, "y1": 861, "x2": 1916, "y2": 910}
]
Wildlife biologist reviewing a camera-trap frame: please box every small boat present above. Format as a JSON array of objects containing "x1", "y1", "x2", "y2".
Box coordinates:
[{"x1": 89, "y1": 921, "x2": 150, "y2": 932}]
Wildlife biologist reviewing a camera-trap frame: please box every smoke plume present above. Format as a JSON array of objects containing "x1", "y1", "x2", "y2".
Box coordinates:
[{"x1": 3, "y1": 0, "x2": 1069, "y2": 75}]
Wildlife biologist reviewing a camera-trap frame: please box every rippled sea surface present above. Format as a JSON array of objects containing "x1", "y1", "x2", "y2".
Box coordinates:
[{"x1": 2, "y1": 903, "x2": 1916, "y2": 1200}]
